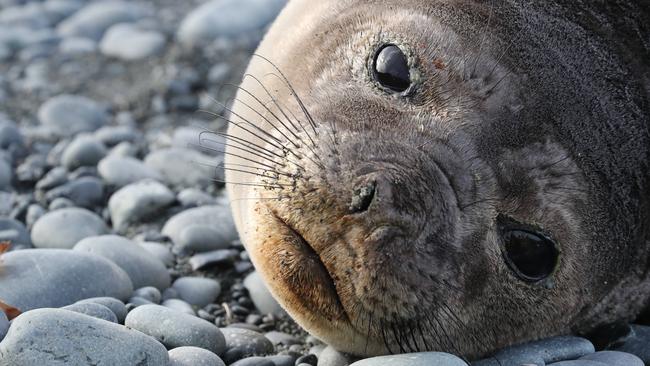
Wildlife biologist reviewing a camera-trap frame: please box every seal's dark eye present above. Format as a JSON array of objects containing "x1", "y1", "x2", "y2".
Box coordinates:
[
  {"x1": 502, "y1": 229, "x2": 559, "y2": 282},
  {"x1": 373, "y1": 44, "x2": 410, "y2": 93}
]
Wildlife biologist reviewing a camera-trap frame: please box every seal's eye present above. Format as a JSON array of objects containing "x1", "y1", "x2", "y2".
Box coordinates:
[
  {"x1": 373, "y1": 44, "x2": 410, "y2": 93},
  {"x1": 502, "y1": 229, "x2": 559, "y2": 282}
]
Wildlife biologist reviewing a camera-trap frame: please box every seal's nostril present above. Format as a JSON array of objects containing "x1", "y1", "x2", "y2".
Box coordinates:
[{"x1": 349, "y1": 181, "x2": 376, "y2": 213}]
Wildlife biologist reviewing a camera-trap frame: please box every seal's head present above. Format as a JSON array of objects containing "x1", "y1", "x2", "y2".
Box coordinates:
[{"x1": 225, "y1": 0, "x2": 650, "y2": 359}]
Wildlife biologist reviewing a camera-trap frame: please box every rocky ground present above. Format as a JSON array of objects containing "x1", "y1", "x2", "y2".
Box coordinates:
[{"x1": 0, "y1": 0, "x2": 649, "y2": 366}]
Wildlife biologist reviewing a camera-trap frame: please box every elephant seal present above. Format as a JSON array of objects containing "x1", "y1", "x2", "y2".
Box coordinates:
[{"x1": 223, "y1": 0, "x2": 650, "y2": 359}]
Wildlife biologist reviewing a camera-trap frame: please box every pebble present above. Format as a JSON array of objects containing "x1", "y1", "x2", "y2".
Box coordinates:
[
  {"x1": 74, "y1": 235, "x2": 171, "y2": 290},
  {"x1": 162, "y1": 205, "x2": 238, "y2": 249},
  {"x1": 611, "y1": 325, "x2": 650, "y2": 364},
  {"x1": 48, "y1": 196, "x2": 74, "y2": 210},
  {"x1": 100, "y1": 23, "x2": 166, "y2": 60},
  {"x1": 125, "y1": 304, "x2": 226, "y2": 354},
  {"x1": 75, "y1": 297, "x2": 128, "y2": 323},
  {"x1": 16, "y1": 154, "x2": 46, "y2": 182},
  {"x1": 108, "y1": 179, "x2": 175, "y2": 232},
  {"x1": 177, "y1": 187, "x2": 216, "y2": 207},
  {"x1": 162, "y1": 298, "x2": 196, "y2": 316},
  {"x1": 60, "y1": 134, "x2": 107, "y2": 170},
  {"x1": 244, "y1": 271, "x2": 284, "y2": 315},
  {"x1": 267, "y1": 355, "x2": 297, "y2": 366},
  {"x1": 25, "y1": 203, "x2": 45, "y2": 228},
  {"x1": 577, "y1": 350, "x2": 643, "y2": 366},
  {"x1": 230, "y1": 357, "x2": 275, "y2": 366},
  {"x1": 31, "y1": 207, "x2": 108, "y2": 249},
  {"x1": 0, "y1": 308, "x2": 168, "y2": 365},
  {"x1": 139, "y1": 241, "x2": 175, "y2": 266},
  {"x1": 172, "y1": 276, "x2": 221, "y2": 307},
  {"x1": 98, "y1": 155, "x2": 162, "y2": 187},
  {"x1": 0, "y1": 118, "x2": 23, "y2": 151},
  {"x1": 62, "y1": 302, "x2": 118, "y2": 323},
  {"x1": 221, "y1": 327, "x2": 275, "y2": 364},
  {"x1": 128, "y1": 296, "x2": 155, "y2": 307},
  {"x1": 317, "y1": 346, "x2": 353, "y2": 366},
  {"x1": 35, "y1": 166, "x2": 67, "y2": 190},
  {"x1": 57, "y1": 1, "x2": 150, "y2": 41},
  {"x1": 0, "y1": 218, "x2": 31, "y2": 248},
  {"x1": 38, "y1": 94, "x2": 108, "y2": 137},
  {"x1": 296, "y1": 354, "x2": 318, "y2": 365},
  {"x1": 0, "y1": 158, "x2": 11, "y2": 190},
  {"x1": 45, "y1": 176, "x2": 105, "y2": 208},
  {"x1": 0, "y1": 312, "x2": 7, "y2": 342},
  {"x1": 133, "y1": 286, "x2": 162, "y2": 304},
  {"x1": 144, "y1": 147, "x2": 218, "y2": 188},
  {"x1": 175, "y1": 224, "x2": 232, "y2": 255},
  {"x1": 472, "y1": 336, "x2": 595, "y2": 366},
  {"x1": 94, "y1": 125, "x2": 141, "y2": 146},
  {"x1": 177, "y1": 0, "x2": 287, "y2": 46},
  {"x1": 169, "y1": 346, "x2": 226, "y2": 366},
  {"x1": 350, "y1": 353, "x2": 467, "y2": 366},
  {"x1": 0, "y1": 249, "x2": 132, "y2": 311},
  {"x1": 189, "y1": 249, "x2": 240, "y2": 270},
  {"x1": 264, "y1": 331, "x2": 302, "y2": 347},
  {"x1": 59, "y1": 36, "x2": 97, "y2": 55},
  {"x1": 546, "y1": 361, "x2": 607, "y2": 365}
]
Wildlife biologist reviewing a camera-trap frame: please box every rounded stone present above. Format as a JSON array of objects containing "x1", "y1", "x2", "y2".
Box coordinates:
[
  {"x1": 144, "y1": 147, "x2": 217, "y2": 188},
  {"x1": 75, "y1": 297, "x2": 127, "y2": 323},
  {"x1": 38, "y1": 94, "x2": 108, "y2": 137},
  {"x1": 108, "y1": 179, "x2": 174, "y2": 232},
  {"x1": 318, "y1": 346, "x2": 353, "y2": 366},
  {"x1": 349, "y1": 352, "x2": 467, "y2": 366},
  {"x1": 177, "y1": 0, "x2": 287, "y2": 45},
  {"x1": 175, "y1": 224, "x2": 231, "y2": 255},
  {"x1": 230, "y1": 357, "x2": 275, "y2": 366},
  {"x1": 57, "y1": 1, "x2": 150, "y2": 41},
  {"x1": 133, "y1": 286, "x2": 162, "y2": 304},
  {"x1": 61, "y1": 134, "x2": 107, "y2": 170},
  {"x1": 100, "y1": 23, "x2": 166, "y2": 60},
  {"x1": 487, "y1": 336, "x2": 595, "y2": 366},
  {"x1": 0, "y1": 308, "x2": 168, "y2": 365},
  {"x1": 73, "y1": 235, "x2": 171, "y2": 290},
  {"x1": 45, "y1": 176, "x2": 105, "y2": 208},
  {"x1": 162, "y1": 205, "x2": 238, "y2": 249},
  {"x1": 220, "y1": 327, "x2": 275, "y2": 364},
  {"x1": 172, "y1": 276, "x2": 221, "y2": 307},
  {"x1": 31, "y1": 207, "x2": 108, "y2": 249},
  {"x1": 0, "y1": 158, "x2": 11, "y2": 191},
  {"x1": 0, "y1": 249, "x2": 133, "y2": 311},
  {"x1": 0, "y1": 218, "x2": 30, "y2": 247},
  {"x1": 125, "y1": 304, "x2": 226, "y2": 355},
  {"x1": 244, "y1": 271, "x2": 283, "y2": 315},
  {"x1": 169, "y1": 346, "x2": 226, "y2": 366},
  {"x1": 139, "y1": 241, "x2": 174, "y2": 267},
  {"x1": 0, "y1": 312, "x2": 7, "y2": 342},
  {"x1": 62, "y1": 302, "x2": 118, "y2": 323},
  {"x1": 94, "y1": 125, "x2": 141, "y2": 146},
  {"x1": 161, "y1": 298, "x2": 196, "y2": 316},
  {"x1": 98, "y1": 155, "x2": 162, "y2": 187},
  {"x1": 177, "y1": 188, "x2": 216, "y2": 207},
  {"x1": 579, "y1": 350, "x2": 644, "y2": 366}
]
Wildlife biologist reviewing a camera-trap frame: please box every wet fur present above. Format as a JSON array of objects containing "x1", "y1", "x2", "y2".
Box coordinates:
[{"x1": 224, "y1": 0, "x2": 650, "y2": 360}]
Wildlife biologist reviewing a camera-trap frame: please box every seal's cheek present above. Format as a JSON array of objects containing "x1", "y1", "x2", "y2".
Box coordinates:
[{"x1": 250, "y1": 209, "x2": 347, "y2": 325}]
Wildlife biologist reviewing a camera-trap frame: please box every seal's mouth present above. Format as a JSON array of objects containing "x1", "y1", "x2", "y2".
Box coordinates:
[{"x1": 262, "y1": 209, "x2": 351, "y2": 323}]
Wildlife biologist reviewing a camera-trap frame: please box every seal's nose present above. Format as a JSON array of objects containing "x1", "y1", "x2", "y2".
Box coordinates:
[{"x1": 348, "y1": 180, "x2": 376, "y2": 213}]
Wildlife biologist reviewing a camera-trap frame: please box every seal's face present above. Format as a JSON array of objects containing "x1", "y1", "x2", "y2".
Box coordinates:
[{"x1": 225, "y1": 0, "x2": 645, "y2": 359}]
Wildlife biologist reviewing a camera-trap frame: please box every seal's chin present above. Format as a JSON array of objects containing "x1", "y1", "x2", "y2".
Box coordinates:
[{"x1": 249, "y1": 205, "x2": 388, "y2": 355}]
